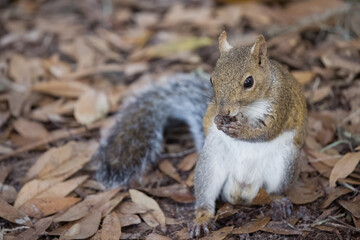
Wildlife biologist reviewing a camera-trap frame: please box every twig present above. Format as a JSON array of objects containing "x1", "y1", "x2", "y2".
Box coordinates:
[
  {"x1": 320, "y1": 139, "x2": 353, "y2": 153},
  {"x1": 340, "y1": 182, "x2": 358, "y2": 193},
  {"x1": 0, "y1": 120, "x2": 105, "y2": 161},
  {"x1": 328, "y1": 215, "x2": 360, "y2": 231},
  {"x1": 311, "y1": 213, "x2": 345, "y2": 227}
]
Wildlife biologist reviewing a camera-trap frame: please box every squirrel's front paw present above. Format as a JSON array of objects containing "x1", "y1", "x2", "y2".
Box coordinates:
[
  {"x1": 220, "y1": 122, "x2": 242, "y2": 138},
  {"x1": 189, "y1": 209, "x2": 215, "y2": 238}
]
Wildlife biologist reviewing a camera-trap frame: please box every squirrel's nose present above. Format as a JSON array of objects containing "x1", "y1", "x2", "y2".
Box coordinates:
[{"x1": 217, "y1": 107, "x2": 231, "y2": 117}]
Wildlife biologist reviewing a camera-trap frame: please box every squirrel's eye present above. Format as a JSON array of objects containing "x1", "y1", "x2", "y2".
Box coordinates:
[
  {"x1": 244, "y1": 76, "x2": 254, "y2": 89},
  {"x1": 210, "y1": 77, "x2": 214, "y2": 86}
]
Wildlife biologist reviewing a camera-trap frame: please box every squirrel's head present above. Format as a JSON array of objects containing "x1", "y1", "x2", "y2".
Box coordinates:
[{"x1": 211, "y1": 31, "x2": 272, "y2": 119}]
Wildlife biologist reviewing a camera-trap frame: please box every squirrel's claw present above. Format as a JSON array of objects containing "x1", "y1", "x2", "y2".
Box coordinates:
[{"x1": 189, "y1": 208, "x2": 215, "y2": 238}]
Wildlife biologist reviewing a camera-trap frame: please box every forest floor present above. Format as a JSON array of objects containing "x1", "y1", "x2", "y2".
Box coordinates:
[{"x1": 0, "y1": 0, "x2": 360, "y2": 239}]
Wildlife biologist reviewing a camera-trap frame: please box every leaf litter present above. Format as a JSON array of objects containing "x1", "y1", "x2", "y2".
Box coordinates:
[{"x1": 0, "y1": 0, "x2": 360, "y2": 239}]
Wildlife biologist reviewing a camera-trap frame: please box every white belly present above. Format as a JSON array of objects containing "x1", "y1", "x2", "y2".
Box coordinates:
[{"x1": 204, "y1": 123, "x2": 297, "y2": 204}]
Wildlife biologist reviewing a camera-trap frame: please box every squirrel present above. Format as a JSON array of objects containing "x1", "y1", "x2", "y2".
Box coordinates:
[{"x1": 92, "y1": 31, "x2": 307, "y2": 237}]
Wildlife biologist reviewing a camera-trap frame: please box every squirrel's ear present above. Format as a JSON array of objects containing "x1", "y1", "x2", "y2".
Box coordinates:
[
  {"x1": 218, "y1": 31, "x2": 233, "y2": 55},
  {"x1": 251, "y1": 35, "x2": 267, "y2": 65}
]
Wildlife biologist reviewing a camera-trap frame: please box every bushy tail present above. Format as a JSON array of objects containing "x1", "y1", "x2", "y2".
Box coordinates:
[{"x1": 93, "y1": 73, "x2": 212, "y2": 187}]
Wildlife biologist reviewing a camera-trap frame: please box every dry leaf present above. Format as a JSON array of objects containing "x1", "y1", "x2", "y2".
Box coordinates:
[
  {"x1": 0, "y1": 182, "x2": 17, "y2": 203},
  {"x1": 13, "y1": 118, "x2": 49, "y2": 140},
  {"x1": 54, "y1": 188, "x2": 120, "y2": 222},
  {"x1": 145, "y1": 233, "x2": 171, "y2": 240},
  {"x1": 0, "y1": 198, "x2": 31, "y2": 226},
  {"x1": 251, "y1": 188, "x2": 271, "y2": 205},
  {"x1": 200, "y1": 226, "x2": 233, "y2": 240},
  {"x1": 32, "y1": 80, "x2": 91, "y2": 98},
  {"x1": 101, "y1": 212, "x2": 121, "y2": 240},
  {"x1": 20, "y1": 197, "x2": 81, "y2": 218},
  {"x1": 329, "y1": 152, "x2": 360, "y2": 187},
  {"x1": 261, "y1": 220, "x2": 302, "y2": 235},
  {"x1": 101, "y1": 192, "x2": 128, "y2": 217},
  {"x1": 177, "y1": 153, "x2": 198, "y2": 171},
  {"x1": 117, "y1": 213, "x2": 142, "y2": 227},
  {"x1": 291, "y1": 71, "x2": 315, "y2": 85},
  {"x1": 286, "y1": 181, "x2": 323, "y2": 204},
  {"x1": 16, "y1": 216, "x2": 53, "y2": 240},
  {"x1": 129, "y1": 189, "x2": 166, "y2": 227},
  {"x1": 61, "y1": 211, "x2": 102, "y2": 239},
  {"x1": 118, "y1": 202, "x2": 149, "y2": 214},
  {"x1": 338, "y1": 195, "x2": 360, "y2": 218},
  {"x1": 159, "y1": 159, "x2": 182, "y2": 183},
  {"x1": 215, "y1": 203, "x2": 238, "y2": 221},
  {"x1": 142, "y1": 184, "x2": 195, "y2": 203},
  {"x1": 310, "y1": 86, "x2": 332, "y2": 103},
  {"x1": 321, "y1": 187, "x2": 352, "y2": 208},
  {"x1": 232, "y1": 217, "x2": 270, "y2": 234},
  {"x1": 74, "y1": 90, "x2": 110, "y2": 125}
]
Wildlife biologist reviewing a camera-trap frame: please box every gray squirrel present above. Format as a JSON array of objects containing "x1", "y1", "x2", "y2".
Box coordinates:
[{"x1": 92, "y1": 31, "x2": 307, "y2": 237}]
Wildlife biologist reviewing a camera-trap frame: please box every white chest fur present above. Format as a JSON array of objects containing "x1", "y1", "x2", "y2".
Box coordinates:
[{"x1": 203, "y1": 123, "x2": 297, "y2": 204}]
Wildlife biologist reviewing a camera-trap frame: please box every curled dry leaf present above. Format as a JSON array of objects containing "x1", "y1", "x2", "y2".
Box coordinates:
[
  {"x1": 329, "y1": 152, "x2": 360, "y2": 187},
  {"x1": 0, "y1": 198, "x2": 31, "y2": 226},
  {"x1": 13, "y1": 118, "x2": 49, "y2": 140},
  {"x1": 20, "y1": 197, "x2": 81, "y2": 218},
  {"x1": 215, "y1": 203, "x2": 238, "y2": 221},
  {"x1": 177, "y1": 153, "x2": 198, "y2": 171},
  {"x1": 74, "y1": 89, "x2": 110, "y2": 125},
  {"x1": 32, "y1": 80, "x2": 91, "y2": 98},
  {"x1": 159, "y1": 159, "x2": 182, "y2": 183},
  {"x1": 129, "y1": 189, "x2": 166, "y2": 226},
  {"x1": 54, "y1": 187, "x2": 120, "y2": 222},
  {"x1": 200, "y1": 226, "x2": 234, "y2": 240},
  {"x1": 232, "y1": 217, "x2": 270, "y2": 234},
  {"x1": 61, "y1": 211, "x2": 102, "y2": 239},
  {"x1": 101, "y1": 212, "x2": 121, "y2": 240}
]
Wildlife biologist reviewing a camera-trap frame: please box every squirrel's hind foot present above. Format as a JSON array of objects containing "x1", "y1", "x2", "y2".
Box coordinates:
[{"x1": 189, "y1": 208, "x2": 216, "y2": 238}]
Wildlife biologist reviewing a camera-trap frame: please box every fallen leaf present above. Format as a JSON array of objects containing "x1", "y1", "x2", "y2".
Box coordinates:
[
  {"x1": 129, "y1": 189, "x2": 166, "y2": 227},
  {"x1": 261, "y1": 220, "x2": 302, "y2": 235},
  {"x1": 145, "y1": 233, "x2": 171, "y2": 240},
  {"x1": 16, "y1": 216, "x2": 53, "y2": 240},
  {"x1": 251, "y1": 188, "x2": 271, "y2": 205},
  {"x1": 286, "y1": 180, "x2": 323, "y2": 204},
  {"x1": 232, "y1": 217, "x2": 270, "y2": 234},
  {"x1": 321, "y1": 187, "x2": 352, "y2": 208},
  {"x1": 74, "y1": 90, "x2": 110, "y2": 125},
  {"x1": 310, "y1": 86, "x2": 332, "y2": 103},
  {"x1": 0, "y1": 198, "x2": 31, "y2": 226},
  {"x1": 54, "y1": 188, "x2": 120, "y2": 222},
  {"x1": 142, "y1": 184, "x2": 195, "y2": 203},
  {"x1": 200, "y1": 226, "x2": 233, "y2": 240},
  {"x1": 13, "y1": 118, "x2": 49, "y2": 140},
  {"x1": 118, "y1": 202, "x2": 149, "y2": 214},
  {"x1": 329, "y1": 152, "x2": 360, "y2": 187},
  {"x1": 0, "y1": 182, "x2": 17, "y2": 203},
  {"x1": 159, "y1": 160, "x2": 182, "y2": 183},
  {"x1": 177, "y1": 153, "x2": 198, "y2": 171},
  {"x1": 61, "y1": 210, "x2": 102, "y2": 239},
  {"x1": 291, "y1": 71, "x2": 315, "y2": 85},
  {"x1": 338, "y1": 195, "x2": 360, "y2": 218},
  {"x1": 117, "y1": 213, "x2": 142, "y2": 227},
  {"x1": 215, "y1": 203, "x2": 238, "y2": 221},
  {"x1": 101, "y1": 212, "x2": 121, "y2": 240},
  {"x1": 32, "y1": 80, "x2": 91, "y2": 98},
  {"x1": 20, "y1": 197, "x2": 81, "y2": 218},
  {"x1": 101, "y1": 192, "x2": 128, "y2": 217}
]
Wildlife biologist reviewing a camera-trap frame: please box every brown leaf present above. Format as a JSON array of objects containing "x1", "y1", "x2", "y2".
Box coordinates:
[
  {"x1": 177, "y1": 153, "x2": 198, "y2": 171},
  {"x1": 17, "y1": 216, "x2": 53, "y2": 240},
  {"x1": 338, "y1": 195, "x2": 360, "y2": 218},
  {"x1": 101, "y1": 212, "x2": 121, "y2": 240},
  {"x1": 0, "y1": 182, "x2": 17, "y2": 203},
  {"x1": 13, "y1": 118, "x2": 49, "y2": 140},
  {"x1": 261, "y1": 220, "x2": 302, "y2": 235},
  {"x1": 232, "y1": 217, "x2": 270, "y2": 234},
  {"x1": 74, "y1": 90, "x2": 110, "y2": 125},
  {"x1": 32, "y1": 80, "x2": 91, "y2": 98},
  {"x1": 54, "y1": 188, "x2": 120, "y2": 222},
  {"x1": 200, "y1": 226, "x2": 233, "y2": 240},
  {"x1": 9, "y1": 54, "x2": 44, "y2": 85},
  {"x1": 37, "y1": 175, "x2": 89, "y2": 198},
  {"x1": 118, "y1": 202, "x2": 149, "y2": 214},
  {"x1": 142, "y1": 184, "x2": 195, "y2": 203},
  {"x1": 145, "y1": 233, "x2": 171, "y2": 240},
  {"x1": 310, "y1": 86, "x2": 332, "y2": 103},
  {"x1": 215, "y1": 203, "x2": 238, "y2": 221},
  {"x1": 101, "y1": 192, "x2": 128, "y2": 217},
  {"x1": 159, "y1": 159, "x2": 182, "y2": 183},
  {"x1": 0, "y1": 198, "x2": 31, "y2": 226},
  {"x1": 20, "y1": 197, "x2": 81, "y2": 218},
  {"x1": 321, "y1": 50, "x2": 360, "y2": 73},
  {"x1": 291, "y1": 71, "x2": 315, "y2": 85},
  {"x1": 286, "y1": 180, "x2": 323, "y2": 204},
  {"x1": 61, "y1": 210, "x2": 102, "y2": 239},
  {"x1": 251, "y1": 188, "x2": 271, "y2": 205},
  {"x1": 129, "y1": 189, "x2": 166, "y2": 227},
  {"x1": 117, "y1": 213, "x2": 142, "y2": 227},
  {"x1": 329, "y1": 152, "x2": 360, "y2": 187},
  {"x1": 321, "y1": 187, "x2": 352, "y2": 208}
]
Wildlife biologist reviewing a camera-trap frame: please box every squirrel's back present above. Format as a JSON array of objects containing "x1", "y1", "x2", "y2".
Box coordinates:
[{"x1": 93, "y1": 73, "x2": 212, "y2": 187}]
